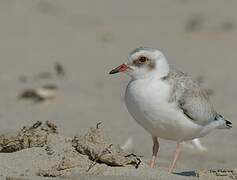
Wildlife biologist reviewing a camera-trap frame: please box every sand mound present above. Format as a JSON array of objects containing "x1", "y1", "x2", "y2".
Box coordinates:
[
  {"x1": 0, "y1": 121, "x2": 235, "y2": 180},
  {"x1": 0, "y1": 121, "x2": 57, "y2": 153},
  {"x1": 0, "y1": 121, "x2": 143, "y2": 178}
]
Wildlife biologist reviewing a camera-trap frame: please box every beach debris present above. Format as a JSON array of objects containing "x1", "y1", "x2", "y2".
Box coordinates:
[
  {"x1": 0, "y1": 121, "x2": 58, "y2": 153},
  {"x1": 72, "y1": 123, "x2": 141, "y2": 168},
  {"x1": 185, "y1": 15, "x2": 204, "y2": 33},
  {"x1": 221, "y1": 21, "x2": 235, "y2": 32},
  {"x1": 18, "y1": 84, "x2": 58, "y2": 103},
  {"x1": 54, "y1": 62, "x2": 66, "y2": 77}
]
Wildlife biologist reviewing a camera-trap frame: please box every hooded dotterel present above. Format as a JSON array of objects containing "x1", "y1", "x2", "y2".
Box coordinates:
[{"x1": 109, "y1": 47, "x2": 232, "y2": 172}]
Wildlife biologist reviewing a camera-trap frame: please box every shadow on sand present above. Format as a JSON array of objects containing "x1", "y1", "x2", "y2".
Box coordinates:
[{"x1": 173, "y1": 171, "x2": 197, "y2": 177}]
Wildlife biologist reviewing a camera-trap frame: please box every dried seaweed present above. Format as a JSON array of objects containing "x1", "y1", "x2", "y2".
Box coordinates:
[
  {"x1": 72, "y1": 123, "x2": 141, "y2": 168},
  {"x1": 0, "y1": 121, "x2": 141, "y2": 177},
  {"x1": 0, "y1": 121, "x2": 58, "y2": 153}
]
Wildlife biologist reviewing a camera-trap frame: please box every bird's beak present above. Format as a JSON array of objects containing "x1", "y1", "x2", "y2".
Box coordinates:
[{"x1": 109, "y1": 64, "x2": 129, "y2": 74}]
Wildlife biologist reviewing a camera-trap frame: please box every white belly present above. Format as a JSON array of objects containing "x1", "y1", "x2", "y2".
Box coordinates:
[{"x1": 125, "y1": 79, "x2": 202, "y2": 142}]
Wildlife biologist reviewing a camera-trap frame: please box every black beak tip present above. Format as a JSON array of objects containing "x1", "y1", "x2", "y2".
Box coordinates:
[{"x1": 109, "y1": 69, "x2": 118, "y2": 74}]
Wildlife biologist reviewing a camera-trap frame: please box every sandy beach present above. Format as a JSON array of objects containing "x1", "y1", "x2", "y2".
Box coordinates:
[{"x1": 0, "y1": 0, "x2": 236, "y2": 179}]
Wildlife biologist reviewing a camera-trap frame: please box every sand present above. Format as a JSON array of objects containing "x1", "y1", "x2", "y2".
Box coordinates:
[
  {"x1": 0, "y1": 0, "x2": 236, "y2": 179},
  {"x1": 0, "y1": 121, "x2": 199, "y2": 180},
  {"x1": 0, "y1": 121, "x2": 236, "y2": 180}
]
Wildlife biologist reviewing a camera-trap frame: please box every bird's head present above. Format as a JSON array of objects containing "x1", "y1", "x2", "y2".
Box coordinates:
[{"x1": 109, "y1": 47, "x2": 170, "y2": 79}]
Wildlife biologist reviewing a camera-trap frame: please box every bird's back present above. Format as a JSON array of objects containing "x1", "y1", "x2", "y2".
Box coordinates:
[{"x1": 162, "y1": 66, "x2": 217, "y2": 126}]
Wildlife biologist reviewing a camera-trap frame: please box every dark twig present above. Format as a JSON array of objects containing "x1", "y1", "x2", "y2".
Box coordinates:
[
  {"x1": 96, "y1": 122, "x2": 102, "y2": 129},
  {"x1": 124, "y1": 153, "x2": 142, "y2": 169},
  {"x1": 32, "y1": 121, "x2": 42, "y2": 129}
]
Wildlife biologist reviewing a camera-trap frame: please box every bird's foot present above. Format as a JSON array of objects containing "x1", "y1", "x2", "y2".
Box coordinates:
[
  {"x1": 149, "y1": 156, "x2": 156, "y2": 168},
  {"x1": 168, "y1": 166, "x2": 174, "y2": 173}
]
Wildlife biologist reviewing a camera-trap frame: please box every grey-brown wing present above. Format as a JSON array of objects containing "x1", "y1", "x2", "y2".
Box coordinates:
[
  {"x1": 178, "y1": 88, "x2": 216, "y2": 126},
  {"x1": 164, "y1": 68, "x2": 217, "y2": 126}
]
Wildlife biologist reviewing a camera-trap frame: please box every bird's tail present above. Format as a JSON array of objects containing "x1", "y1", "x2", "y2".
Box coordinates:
[{"x1": 215, "y1": 114, "x2": 232, "y2": 129}]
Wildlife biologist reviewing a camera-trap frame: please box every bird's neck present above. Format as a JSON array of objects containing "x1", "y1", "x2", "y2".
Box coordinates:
[{"x1": 148, "y1": 57, "x2": 170, "y2": 80}]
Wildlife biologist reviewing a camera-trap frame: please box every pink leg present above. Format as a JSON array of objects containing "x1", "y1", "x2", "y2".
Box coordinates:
[
  {"x1": 149, "y1": 136, "x2": 159, "y2": 168},
  {"x1": 169, "y1": 143, "x2": 181, "y2": 173}
]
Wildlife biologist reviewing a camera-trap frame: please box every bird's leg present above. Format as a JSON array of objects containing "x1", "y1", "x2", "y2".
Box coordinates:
[
  {"x1": 149, "y1": 136, "x2": 159, "y2": 168},
  {"x1": 168, "y1": 142, "x2": 181, "y2": 173}
]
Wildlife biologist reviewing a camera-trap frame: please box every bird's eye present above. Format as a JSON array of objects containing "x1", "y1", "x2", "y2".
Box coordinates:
[{"x1": 138, "y1": 56, "x2": 148, "y2": 63}]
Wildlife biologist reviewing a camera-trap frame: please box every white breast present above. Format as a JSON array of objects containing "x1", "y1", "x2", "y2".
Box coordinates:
[{"x1": 125, "y1": 78, "x2": 202, "y2": 141}]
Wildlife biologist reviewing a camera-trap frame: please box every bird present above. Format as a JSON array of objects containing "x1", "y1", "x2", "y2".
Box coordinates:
[{"x1": 109, "y1": 47, "x2": 232, "y2": 172}]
